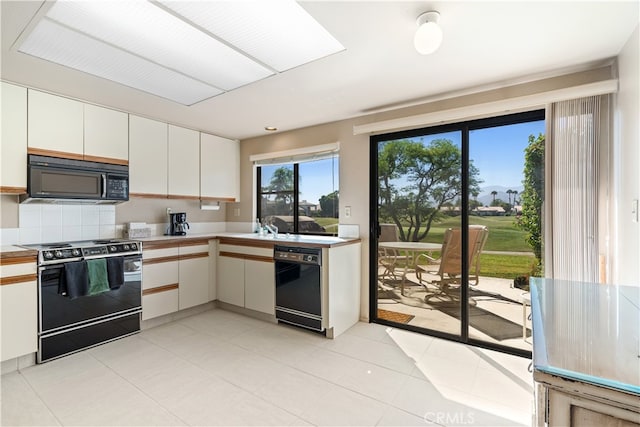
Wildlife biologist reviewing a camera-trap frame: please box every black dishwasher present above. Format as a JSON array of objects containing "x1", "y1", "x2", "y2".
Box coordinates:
[{"x1": 274, "y1": 245, "x2": 323, "y2": 333}]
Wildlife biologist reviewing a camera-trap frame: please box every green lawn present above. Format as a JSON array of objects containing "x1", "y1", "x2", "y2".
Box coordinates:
[{"x1": 408, "y1": 216, "x2": 532, "y2": 252}]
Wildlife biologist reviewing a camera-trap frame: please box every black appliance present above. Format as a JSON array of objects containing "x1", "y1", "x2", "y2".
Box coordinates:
[
  {"x1": 168, "y1": 212, "x2": 189, "y2": 236},
  {"x1": 274, "y1": 245, "x2": 324, "y2": 333},
  {"x1": 21, "y1": 154, "x2": 128, "y2": 204},
  {"x1": 22, "y1": 239, "x2": 142, "y2": 363}
]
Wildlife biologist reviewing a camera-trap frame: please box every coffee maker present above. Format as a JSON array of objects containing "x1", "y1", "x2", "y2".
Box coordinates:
[{"x1": 168, "y1": 212, "x2": 190, "y2": 236}]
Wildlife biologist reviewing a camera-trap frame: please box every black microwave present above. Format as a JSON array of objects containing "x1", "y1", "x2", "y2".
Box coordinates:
[{"x1": 21, "y1": 154, "x2": 129, "y2": 204}]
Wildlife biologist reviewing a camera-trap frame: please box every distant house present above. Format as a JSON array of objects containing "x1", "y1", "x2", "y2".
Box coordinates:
[
  {"x1": 299, "y1": 200, "x2": 319, "y2": 215},
  {"x1": 474, "y1": 206, "x2": 506, "y2": 216}
]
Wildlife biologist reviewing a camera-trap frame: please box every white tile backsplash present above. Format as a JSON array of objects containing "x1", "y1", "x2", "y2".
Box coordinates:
[
  {"x1": 41, "y1": 205, "x2": 63, "y2": 227},
  {"x1": 62, "y1": 205, "x2": 82, "y2": 226},
  {"x1": 99, "y1": 208, "x2": 115, "y2": 225},
  {"x1": 41, "y1": 226, "x2": 64, "y2": 244},
  {"x1": 81, "y1": 205, "x2": 100, "y2": 226},
  {"x1": 62, "y1": 226, "x2": 83, "y2": 242},
  {"x1": 99, "y1": 225, "x2": 116, "y2": 239},
  {"x1": 19, "y1": 227, "x2": 41, "y2": 244},
  {"x1": 19, "y1": 204, "x2": 41, "y2": 228},
  {"x1": 15, "y1": 203, "x2": 117, "y2": 245},
  {"x1": 81, "y1": 225, "x2": 100, "y2": 240},
  {"x1": 0, "y1": 228, "x2": 19, "y2": 246}
]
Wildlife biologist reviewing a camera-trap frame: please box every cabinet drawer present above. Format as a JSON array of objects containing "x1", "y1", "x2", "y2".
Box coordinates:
[
  {"x1": 142, "y1": 288, "x2": 179, "y2": 320},
  {"x1": 142, "y1": 261, "x2": 178, "y2": 290},
  {"x1": 143, "y1": 246, "x2": 179, "y2": 260}
]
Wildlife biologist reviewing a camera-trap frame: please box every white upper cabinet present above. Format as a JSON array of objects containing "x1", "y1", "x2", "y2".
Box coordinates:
[
  {"x1": 28, "y1": 89, "x2": 84, "y2": 157},
  {"x1": 1, "y1": 82, "x2": 27, "y2": 192},
  {"x1": 129, "y1": 115, "x2": 168, "y2": 196},
  {"x1": 168, "y1": 125, "x2": 200, "y2": 198},
  {"x1": 200, "y1": 132, "x2": 240, "y2": 201},
  {"x1": 84, "y1": 104, "x2": 129, "y2": 164}
]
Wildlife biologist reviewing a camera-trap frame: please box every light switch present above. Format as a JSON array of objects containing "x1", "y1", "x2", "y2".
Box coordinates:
[
  {"x1": 633, "y1": 199, "x2": 638, "y2": 223},
  {"x1": 233, "y1": 208, "x2": 240, "y2": 217},
  {"x1": 345, "y1": 206, "x2": 351, "y2": 218}
]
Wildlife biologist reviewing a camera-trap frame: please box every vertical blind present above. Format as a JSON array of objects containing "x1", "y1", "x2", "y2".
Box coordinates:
[{"x1": 550, "y1": 95, "x2": 605, "y2": 282}]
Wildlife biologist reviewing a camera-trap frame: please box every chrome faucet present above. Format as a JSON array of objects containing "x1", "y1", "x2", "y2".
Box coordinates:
[{"x1": 264, "y1": 223, "x2": 278, "y2": 238}]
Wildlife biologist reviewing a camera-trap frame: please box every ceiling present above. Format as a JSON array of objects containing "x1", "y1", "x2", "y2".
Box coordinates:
[{"x1": 1, "y1": 1, "x2": 638, "y2": 141}]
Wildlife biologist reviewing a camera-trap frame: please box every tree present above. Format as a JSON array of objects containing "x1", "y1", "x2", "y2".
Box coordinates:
[
  {"x1": 319, "y1": 191, "x2": 339, "y2": 218},
  {"x1": 263, "y1": 167, "x2": 294, "y2": 214},
  {"x1": 378, "y1": 138, "x2": 482, "y2": 242},
  {"x1": 506, "y1": 189, "x2": 513, "y2": 204},
  {"x1": 517, "y1": 133, "x2": 545, "y2": 273},
  {"x1": 491, "y1": 190, "x2": 498, "y2": 202}
]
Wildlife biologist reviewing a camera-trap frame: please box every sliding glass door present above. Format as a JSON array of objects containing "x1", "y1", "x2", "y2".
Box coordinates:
[{"x1": 371, "y1": 110, "x2": 545, "y2": 356}]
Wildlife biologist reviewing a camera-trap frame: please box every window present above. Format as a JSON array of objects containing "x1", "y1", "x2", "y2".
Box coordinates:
[{"x1": 256, "y1": 154, "x2": 339, "y2": 236}]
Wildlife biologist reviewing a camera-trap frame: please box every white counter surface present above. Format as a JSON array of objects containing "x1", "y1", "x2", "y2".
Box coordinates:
[{"x1": 138, "y1": 232, "x2": 359, "y2": 248}]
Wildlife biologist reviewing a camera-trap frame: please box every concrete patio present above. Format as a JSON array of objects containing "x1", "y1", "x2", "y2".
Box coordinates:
[{"x1": 377, "y1": 270, "x2": 532, "y2": 352}]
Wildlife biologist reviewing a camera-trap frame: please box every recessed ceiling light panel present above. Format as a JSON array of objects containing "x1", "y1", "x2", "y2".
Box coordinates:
[
  {"x1": 43, "y1": 1, "x2": 273, "y2": 91},
  {"x1": 158, "y1": 0, "x2": 345, "y2": 72},
  {"x1": 19, "y1": 19, "x2": 223, "y2": 105}
]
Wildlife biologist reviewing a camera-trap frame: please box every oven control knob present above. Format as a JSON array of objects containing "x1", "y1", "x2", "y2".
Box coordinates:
[
  {"x1": 123, "y1": 244, "x2": 130, "y2": 250},
  {"x1": 109, "y1": 246, "x2": 117, "y2": 252},
  {"x1": 130, "y1": 243, "x2": 137, "y2": 250},
  {"x1": 305, "y1": 255, "x2": 314, "y2": 262},
  {"x1": 44, "y1": 251, "x2": 54, "y2": 259},
  {"x1": 72, "y1": 249, "x2": 81, "y2": 257},
  {"x1": 54, "y1": 250, "x2": 63, "y2": 258}
]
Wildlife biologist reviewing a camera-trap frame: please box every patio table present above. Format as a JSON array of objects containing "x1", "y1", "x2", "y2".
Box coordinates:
[{"x1": 379, "y1": 241, "x2": 441, "y2": 294}]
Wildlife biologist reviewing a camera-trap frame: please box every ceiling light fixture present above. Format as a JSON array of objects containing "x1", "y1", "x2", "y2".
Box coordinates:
[
  {"x1": 414, "y1": 11, "x2": 443, "y2": 55},
  {"x1": 264, "y1": 126, "x2": 278, "y2": 132}
]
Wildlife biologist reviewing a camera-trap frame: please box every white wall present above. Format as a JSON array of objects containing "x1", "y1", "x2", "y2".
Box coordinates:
[{"x1": 612, "y1": 24, "x2": 640, "y2": 286}]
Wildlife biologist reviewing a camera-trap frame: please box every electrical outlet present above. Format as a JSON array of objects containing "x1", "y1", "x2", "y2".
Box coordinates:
[
  {"x1": 233, "y1": 208, "x2": 240, "y2": 217},
  {"x1": 166, "y1": 207, "x2": 172, "y2": 216},
  {"x1": 345, "y1": 206, "x2": 351, "y2": 218}
]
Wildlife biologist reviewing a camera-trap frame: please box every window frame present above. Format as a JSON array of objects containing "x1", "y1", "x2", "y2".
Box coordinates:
[{"x1": 255, "y1": 155, "x2": 339, "y2": 236}]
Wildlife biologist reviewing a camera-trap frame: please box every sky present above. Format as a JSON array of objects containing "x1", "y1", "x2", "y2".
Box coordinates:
[{"x1": 410, "y1": 120, "x2": 545, "y2": 191}]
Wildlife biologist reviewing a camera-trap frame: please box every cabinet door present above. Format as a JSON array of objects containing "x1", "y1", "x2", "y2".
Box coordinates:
[
  {"x1": 142, "y1": 290, "x2": 179, "y2": 321},
  {"x1": 217, "y1": 255, "x2": 245, "y2": 306},
  {"x1": 200, "y1": 133, "x2": 239, "y2": 201},
  {"x1": 168, "y1": 125, "x2": 200, "y2": 198},
  {"x1": 84, "y1": 104, "x2": 128, "y2": 164},
  {"x1": 179, "y1": 256, "x2": 209, "y2": 310},
  {"x1": 244, "y1": 259, "x2": 275, "y2": 315},
  {"x1": 27, "y1": 89, "x2": 84, "y2": 157},
  {"x1": 1, "y1": 280, "x2": 38, "y2": 361},
  {"x1": 1, "y1": 82, "x2": 27, "y2": 193},
  {"x1": 129, "y1": 115, "x2": 168, "y2": 196}
]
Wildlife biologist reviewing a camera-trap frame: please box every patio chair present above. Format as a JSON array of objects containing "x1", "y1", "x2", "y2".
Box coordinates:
[
  {"x1": 415, "y1": 225, "x2": 489, "y2": 296},
  {"x1": 377, "y1": 223, "x2": 412, "y2": 288},
  {"x1": 378, "y1": 246, "x2": 408, "y2": 285}
]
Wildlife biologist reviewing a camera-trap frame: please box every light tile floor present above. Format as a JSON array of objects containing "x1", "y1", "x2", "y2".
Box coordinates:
[{"x1": 1, "y1": 308, "x2": 534, "y2": 426}]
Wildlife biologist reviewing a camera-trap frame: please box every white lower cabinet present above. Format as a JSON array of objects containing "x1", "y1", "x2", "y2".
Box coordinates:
[
  {"x1": 1, "y1": 255, "x2": 38, "y2": 362},
  {"x1": 178, "y1": 243, "x2": 209, "y2": 310},
  {"x1": 217, "y1": 242, "x2": 274, "y2": 315},
  {"x1": 142, "y1": 240, "x2": 211, "y2": 320},
  {"x1": 217, "y1": 255, "x2": 245, "y2": 307},
  {"x1": 244, "y1": 259, "x2": 275, "y2": 315}
]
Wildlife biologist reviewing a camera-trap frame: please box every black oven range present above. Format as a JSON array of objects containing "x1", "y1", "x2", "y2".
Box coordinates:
[{"x1": 22, "y1": 239, "x2": 142, "y2": 363}]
